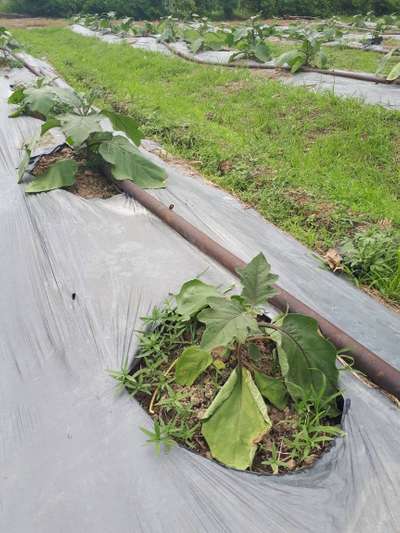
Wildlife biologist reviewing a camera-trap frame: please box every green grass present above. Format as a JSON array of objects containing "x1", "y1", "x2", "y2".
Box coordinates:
[
  {"x1": 13, "y1": 28, "x2": 400, "y2": 257},
  {"x1": 267, "y1": 40, "x2": 398, "y2": 75}
]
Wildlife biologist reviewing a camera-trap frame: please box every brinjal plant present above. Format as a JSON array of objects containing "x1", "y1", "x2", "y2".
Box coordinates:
[
  {"x1": 9, "y1": 80, "x2": 166, "y2": 193},
  {"x1": 158, "y1": 16, "x2": 181, "y2": 43},
  {"x1": 276, "y1": 32, "x2": 328, "y2": 73},
  {"x1": 0, "y1": 27, "x2": 22, "y2": 69},
  {"x1": 227, "y1": 16, "x2": 273, "y2": 63},
  {"x1": 112, "y1": 253, "x2": 344, "y2": 472},
  {"x1": 183, "y1": 15, "x2": 227, "y2": 54}
]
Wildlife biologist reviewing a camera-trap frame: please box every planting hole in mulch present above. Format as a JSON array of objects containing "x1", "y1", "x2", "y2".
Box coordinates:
[
  {"x1": 32, "y1": 146, "x2": 119, "y2": 199},
  {"x1": 113, "y1": 254, "x2": 344, "y2": 476}
]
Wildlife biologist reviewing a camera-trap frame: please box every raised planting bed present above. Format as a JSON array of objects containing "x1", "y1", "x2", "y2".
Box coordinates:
[{"x1": 112, "y1": 253, "x2": 344, "y2": 474}]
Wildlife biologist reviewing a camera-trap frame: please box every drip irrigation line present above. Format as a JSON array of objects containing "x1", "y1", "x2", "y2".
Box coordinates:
[{"x1": 117, "y1": 180, "x2": 400, "y2": 400}]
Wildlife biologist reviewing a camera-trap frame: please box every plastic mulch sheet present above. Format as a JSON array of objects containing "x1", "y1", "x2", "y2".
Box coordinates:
[
  {"x1": 1, "y1": 59, "x2": 400, "y2": 533},
  {"x1": 70, "y1": 24, "x2": 400, "y2": 110}
]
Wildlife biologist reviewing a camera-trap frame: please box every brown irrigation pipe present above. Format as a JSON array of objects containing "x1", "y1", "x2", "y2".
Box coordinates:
[
  {"x1": 16, "y1": 49, "x2": 400, "y2": 399},
  {"x1": 162, "y1": 40, "x2": 400, "y2": 86},
  {"x1": 118, "y1": 179, "x2": 400, "y2": 400}
]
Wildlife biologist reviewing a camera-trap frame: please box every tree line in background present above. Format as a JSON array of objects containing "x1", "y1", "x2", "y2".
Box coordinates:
[{"x1": 3, "y1": 0, "x2": 399, "y2": 19}]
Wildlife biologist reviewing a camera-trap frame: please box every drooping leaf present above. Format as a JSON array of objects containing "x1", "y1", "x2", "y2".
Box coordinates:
[
  {"x1": 376, "y1": 48, "x2": 396, "y2": 77},
  {"x1": 191, "y1": 38, "x2": 204, "y2": 54},
  {"x1": 202, "y1": 367, "x2": 271, "y2": 470},
  {"x1": 198, "y1": 297, "x2": 259, "y2": 351},
  {"x1": 274, "y1": 314, "x2": 339, "y2": 403},
  {"x1": 17, "y1": 131, "x2": 40, "y2": 183},
  {"x1": 25, "y1": 159, "x2": 78, "y2": 193},
  {"x1": 236, "y1": 253, "x2": 278, "y2": 306},
  {"x1": 59, "y1": 113, "x2": 103, "y2": 147},
  {"x1": 290, "y1": 53, "x2": 307, "y2": 73},
  {"x1": 253, "y1": 42, "x2": 271, "y2": 63},
  {"x1": 18, "y1": 85, "x2": 82, "y2": 119},
  {"x1": 98, "y1": 135, "x2": 167, "y2": 189},
  {"x1": 388, "y1": 62, "x2": 400, "y2": 81},
  {"x1": 175, "y1": 346, "x2": 212, "y2": 386},
  {"x1": 275, "y1": 50, "x2": 301, "y2": 67},
  {"x1": 254, "y1": 371, "x2": 288, "y2": 410},
  {"x1": 316, "y1": 50, "x2": 328, "y2": 69},
  {"x1": 86, "y1": 130, "x2": 113, "y2": 147},
  {"x1": 101, "y1": 109, "x2": 143, "y2": 145},
  {"x1": 17, "y1": 148, "x2": 31, "y2": 184},
  {"x1": 175, "y1": 279, "x2": 220, "y2": 320}
]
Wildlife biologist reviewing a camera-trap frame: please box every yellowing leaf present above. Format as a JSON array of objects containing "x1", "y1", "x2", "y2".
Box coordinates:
[{"x1": 202, "y1": 367, "x2": 271, "y2": 470}]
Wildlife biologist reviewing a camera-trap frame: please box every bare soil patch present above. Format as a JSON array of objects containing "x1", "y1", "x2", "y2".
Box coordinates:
[
  {"x1": 0, "y1": 17, "x2": 66, "y2": 29},
  {"x1": 32, "y1": 146, "x2": 119, "y2": 199}
]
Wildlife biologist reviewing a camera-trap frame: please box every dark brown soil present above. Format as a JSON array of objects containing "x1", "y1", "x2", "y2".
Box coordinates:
[
  {"x1": 135, "y1": 326, "x2": 341, "y2": 475},
  {"x1": 32, "y1": 146, "x2": 119, "y2": 199}
]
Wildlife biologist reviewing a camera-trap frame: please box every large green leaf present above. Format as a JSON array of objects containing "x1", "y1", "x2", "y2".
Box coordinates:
[
  {"x1": 253, "y1": 42, "x2": 271, "y2": 63},
  {"x1": 98, "y1": 135, "x2": 167, "y2": 189},
  {"x1": 25, "y1": 159, "x2": 78, "y2": 194},
  {"x1": 236, "y1": 253, "x2": 278, "y2": 306},
  {"x1": 175, "y1": 346, "x2": 212, "y2": 386},
  {"x1": 21, "y1": 85, "x2": 82, "y2": 119},
  {"x1": 274, "y1": 314, "x2": 339, "y2": 403},
  {"x1": 202, "y1": 367, "x2": 271, "y2": 470},
  {"x1": 59, "y1": 113, "x2": 103, "y2": 147},
  {"x1": 101, "y1": 109, "x2": 143, "y2": 145},
  {"x1": 198, "y1": 297, "x2": 259, "y2": 351},
  {"x1": 275, "y1": 50, "x2": 305, "y2": 73},
  {"x1": 175, "y1": 279, "x2": 220, "y2": 320},
  {"x1": 254, "y1": 371, "x2": 288, "y2": 410}
]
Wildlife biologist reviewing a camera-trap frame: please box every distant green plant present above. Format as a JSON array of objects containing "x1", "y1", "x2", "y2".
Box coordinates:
[
  {"x1": 340, "y1": 227, "x2": 400, "y2": 302},
  {"x1": 377, "y1": 47, "x2": 400, "y2": 80},
  {"x1": 227, "y1": 15, "x2": 273, "y2": 63},
  {"x1": 158, "y1": 15, "x2": 181, "y2": 42},
  {"x1": 0, "y1": 27, "x2": 22, "y2": 68},
  {"x1": 276, "y1": 31, "x2": 329, "y2": 73}
]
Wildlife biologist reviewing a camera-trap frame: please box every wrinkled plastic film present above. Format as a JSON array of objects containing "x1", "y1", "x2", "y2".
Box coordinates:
[{"x1": 1, "y1": 62, "x2": 400, "y2": 533}]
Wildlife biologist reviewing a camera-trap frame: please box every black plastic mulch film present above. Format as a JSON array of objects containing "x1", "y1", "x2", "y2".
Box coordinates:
[{"x1": 0, "y1": 56, "x2": 400, "y2": 533}]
